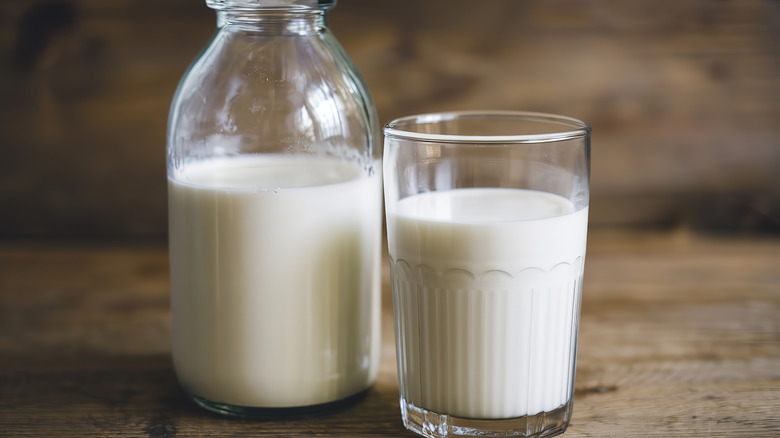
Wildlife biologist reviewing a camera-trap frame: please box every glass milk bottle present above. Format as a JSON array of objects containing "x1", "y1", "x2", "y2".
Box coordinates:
[{"x1": 166, "y1": 0, "x2": 381, "y2": 416}]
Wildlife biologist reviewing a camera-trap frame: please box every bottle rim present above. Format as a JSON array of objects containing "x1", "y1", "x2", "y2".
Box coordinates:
[{"x1": 206, "y1": 0, "x2": 335, "y2": 11}]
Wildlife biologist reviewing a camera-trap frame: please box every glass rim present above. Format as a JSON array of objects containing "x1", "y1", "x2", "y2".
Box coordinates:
[{"x1": 383, "y1": 110, "x2": 590, "y2": 144}]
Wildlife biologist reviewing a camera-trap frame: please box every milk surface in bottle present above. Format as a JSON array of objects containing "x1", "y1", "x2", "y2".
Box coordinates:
[{"x1": 169, "y1": 155, "x2": 382, "y2": 408}]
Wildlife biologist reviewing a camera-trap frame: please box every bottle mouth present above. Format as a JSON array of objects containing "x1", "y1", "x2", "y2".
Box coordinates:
[
  {"x1": 206, "y1": 0, "x2": 335, "y2": 10},
  {"x1": 383, "y1": 110, "x2": 590, "y2": 144}
]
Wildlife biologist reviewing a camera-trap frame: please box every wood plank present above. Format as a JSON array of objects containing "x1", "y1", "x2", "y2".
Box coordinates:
[
  {"x1": 1, "y1": 0, "x2": 778, "y2": 239},
  {"x1": 0, "y1": 230, "x2": 778, "y2": 436}
]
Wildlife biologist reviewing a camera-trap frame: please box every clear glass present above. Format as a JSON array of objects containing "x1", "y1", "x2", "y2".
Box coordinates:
[
  {"x1": 383, "y1": 111, "x2": 590, "y2": 437},
  {"x1": 166, "y1": 0, "x2": 381, "y2": 416}
]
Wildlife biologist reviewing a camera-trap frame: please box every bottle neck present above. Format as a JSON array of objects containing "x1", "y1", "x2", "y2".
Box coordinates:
[{"x1": 212, "y1": 4, "x2": 328, "y2": 35}]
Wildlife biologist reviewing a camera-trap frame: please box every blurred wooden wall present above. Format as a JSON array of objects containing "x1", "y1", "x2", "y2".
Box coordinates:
[{"x1": 1, "y1": 0, "x2": 778, "y2": 241}]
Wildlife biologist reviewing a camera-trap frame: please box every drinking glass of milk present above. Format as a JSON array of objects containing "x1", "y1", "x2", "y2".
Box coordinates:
[
  {"x1": 166, "y1": 0, "x2": 382, "y2": 416},
  {"x1": 384, "y1": 111, "x2": 590, "y2": 437}
]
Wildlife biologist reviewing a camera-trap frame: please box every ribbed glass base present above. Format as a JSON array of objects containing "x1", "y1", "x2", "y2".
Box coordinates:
[
  {"x1": 189, "y1": 387, "x2": 371, "y2": 418},
  {"x1": 400, "y1": 398, "x2": 573, "y2": 438}
]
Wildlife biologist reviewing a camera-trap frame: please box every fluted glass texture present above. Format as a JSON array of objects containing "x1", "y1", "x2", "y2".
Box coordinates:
[{"x1": 384, "y1": 111, "x2": 590, "y2": 437}]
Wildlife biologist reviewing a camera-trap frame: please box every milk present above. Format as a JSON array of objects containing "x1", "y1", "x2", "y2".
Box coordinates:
[
  {"x1": 168, "y1": 155, "x2": 381, "y2": 408},
  {"x1": 388, "y1": 188, "x2": 588, "y2": 419}
]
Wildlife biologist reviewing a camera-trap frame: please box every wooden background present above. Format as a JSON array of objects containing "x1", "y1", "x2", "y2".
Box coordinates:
[{"x1": 0, "y1": 0, "x2": 779, "y2": 241}]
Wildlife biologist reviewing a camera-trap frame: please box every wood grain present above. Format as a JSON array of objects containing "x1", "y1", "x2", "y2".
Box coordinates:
[
  {"x1": 0, "y1": 0, "x2": 779, "y2": 239},
  {"x1": 0, "y1": 230, "x2": 778, "y2": 436}
]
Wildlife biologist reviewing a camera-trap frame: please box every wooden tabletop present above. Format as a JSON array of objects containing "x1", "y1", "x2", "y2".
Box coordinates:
[{"x1": 1, "y1": 229, "x2": 778, "y2": 437}]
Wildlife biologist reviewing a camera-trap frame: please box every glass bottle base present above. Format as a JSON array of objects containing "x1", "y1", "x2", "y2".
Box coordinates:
[
  {"x1": 189, "y1": 387, "x2": 371, "y2": 418},
  {"x1": 400, "y1": 398, "x2": 573, "y2": 438}
]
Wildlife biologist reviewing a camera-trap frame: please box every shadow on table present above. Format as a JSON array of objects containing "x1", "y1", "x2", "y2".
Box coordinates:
[{"x1": 0, "y1": 351, "x2": 411, "y2": 436}]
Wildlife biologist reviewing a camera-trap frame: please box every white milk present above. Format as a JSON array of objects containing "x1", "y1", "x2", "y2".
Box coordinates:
[
  {"x1": 388, "y1": 188, "x2": 588, "y2": 419},
  {"x1": 169, "y1": 155, "x2": 381, "y2": 408}
]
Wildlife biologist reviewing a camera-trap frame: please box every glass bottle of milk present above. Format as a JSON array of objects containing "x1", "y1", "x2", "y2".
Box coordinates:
[{"x1": 166, "y1": 0, "x2": 381, "y2": 416}]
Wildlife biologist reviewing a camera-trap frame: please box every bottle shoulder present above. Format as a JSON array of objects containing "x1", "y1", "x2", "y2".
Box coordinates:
[
  {"x1": 167, "y1": 26, "x2": 378, "y2": 160},
  {"x1": 171, "y1": 28, "x2": 371, "y2": 108}
]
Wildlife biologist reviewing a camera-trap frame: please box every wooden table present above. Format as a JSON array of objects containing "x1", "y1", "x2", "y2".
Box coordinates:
[{"x1": 1, "y1": 230, "x2": 778, "y2": 437}]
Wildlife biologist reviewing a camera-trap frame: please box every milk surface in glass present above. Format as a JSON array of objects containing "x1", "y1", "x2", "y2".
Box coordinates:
[
  {"x1": 388, "y1": 188, "x2": 587, "y2": 419},
  {"x1": 169, "y1": 155, "x2": 381, "y2": 408}
]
